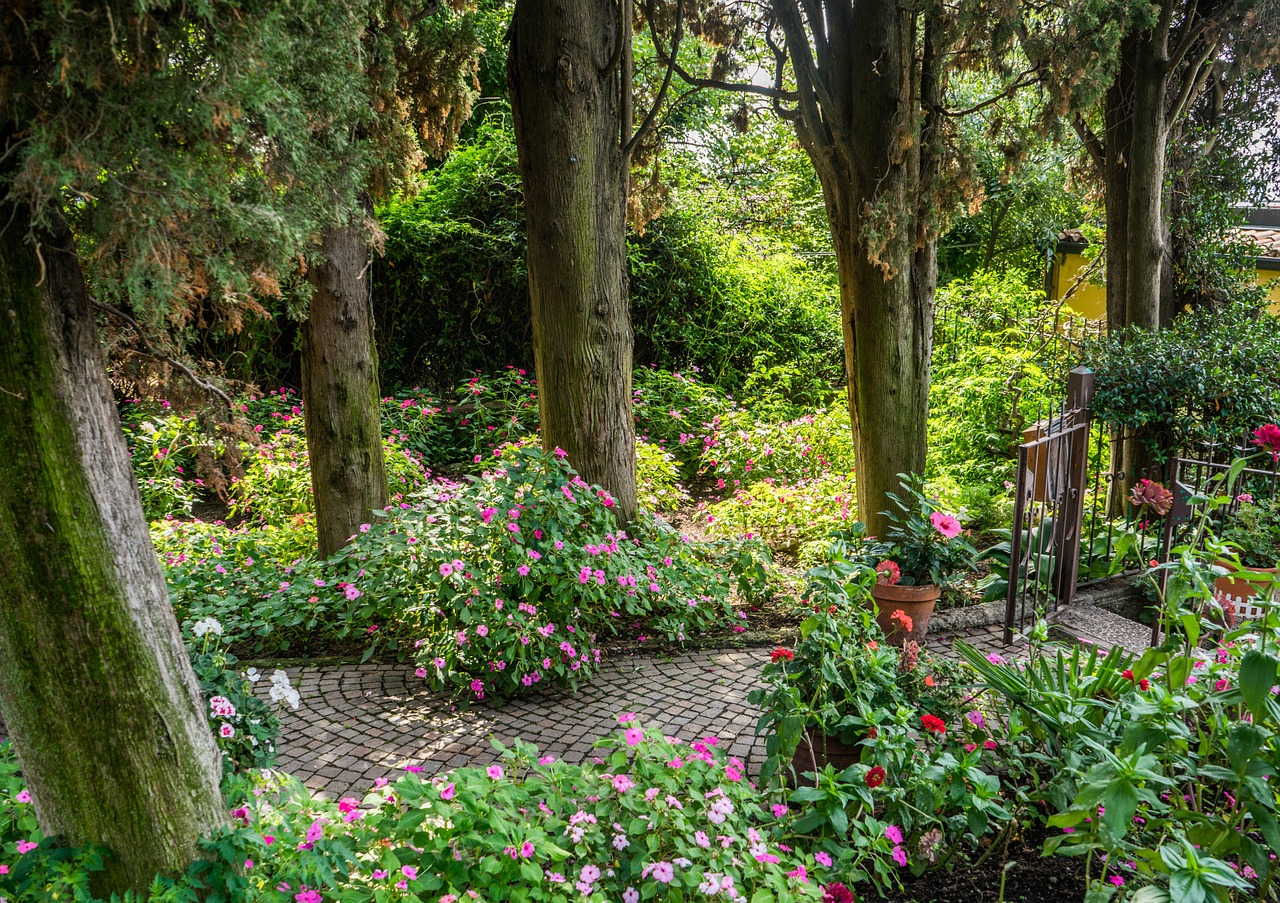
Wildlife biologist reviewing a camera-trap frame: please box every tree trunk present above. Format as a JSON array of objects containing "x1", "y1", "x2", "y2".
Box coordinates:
[
  {"x1": 1122, "y1": 33, "x2": 1168, "y2": 333},
  {"x1": 301, "y1": 204, "x2": 389, "y2": 558},
  {"x1": 798, "y1": 3, "x2": 934, "y2": 539},
  {"x1": 0, "y1": 202, "x2": 226, "y2": 895},
  {"x1": 508, "y1": 0, "x2": 638, "y2": 522},
  {"x1": 1103, "y1": 52, "x2": 1134, "y2": 330}
]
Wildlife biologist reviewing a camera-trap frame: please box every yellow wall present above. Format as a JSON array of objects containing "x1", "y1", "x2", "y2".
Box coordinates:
[
  {"x1": 1049, "y1": 251, "x2": 1280, "y2": 318},
  {"x1": 1048, "y1": 251, "x2": 1107, "y2": 320},
  {"x1": 1255, "y1": 266, "x2": 1280, "y2": 313}
]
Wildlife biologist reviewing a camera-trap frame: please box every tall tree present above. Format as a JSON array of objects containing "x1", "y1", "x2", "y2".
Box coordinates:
[
  {"x1": 669, "y1": 1, "x2": 1126, "y2": 534},
  {"x1": 508, "y1": 0, "x2": 677, "y2": 522},
  {"x1": 0, "y1": 2, "x2": 370, "y2": 893},
  {"x1": 1067, "y1": 0, "x2": 1280, "y2": 331},
  {"x1": 303, "y1": 5, "x2": 483, "y2": 557}
]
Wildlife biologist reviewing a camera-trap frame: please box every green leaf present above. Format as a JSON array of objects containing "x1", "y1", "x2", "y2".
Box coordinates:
[
  {"x1": 1239, "y1": 651, "x2": 1278, "y2": 717},
  {"x1": 1104, "y1": 781, "x2": 1138, "y2": 838}
]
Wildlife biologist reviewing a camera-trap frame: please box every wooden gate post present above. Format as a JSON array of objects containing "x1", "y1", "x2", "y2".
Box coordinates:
[{"x1": 1052, "y1": 367, "x2": 1095, "y2": 608}]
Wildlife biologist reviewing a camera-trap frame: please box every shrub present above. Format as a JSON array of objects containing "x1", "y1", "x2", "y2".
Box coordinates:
[
  {"x1": 1084, "y1": 300, "x2": 1280, "y2": 458},
  {"x1": 162, "y1": 449, "x2": 770, "y2": 695},
  {"x1": 0, "y1": 725, "x2": 843, "y2": 903},
  {"x1": 636, "y1": 440, "x2": 687, "y2": 513},
  {"x1": 120, "y1": 407, "x2": 211, "y2": 520},
  {"x1": 705, "y1": 472, "x2": 859, "y2": 557}
]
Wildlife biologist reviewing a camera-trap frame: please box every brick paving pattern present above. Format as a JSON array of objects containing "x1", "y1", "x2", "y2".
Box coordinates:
[
  {"x1": 262, "y1": 648, "x2": 773, "y2": 798},
  {"x1": 259, "y1": 627, "x2": 1014, "y2": 798}
]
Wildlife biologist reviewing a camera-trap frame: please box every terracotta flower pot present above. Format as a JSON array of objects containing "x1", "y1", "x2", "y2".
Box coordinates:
[
  {"x1": 789, "y1": 728, "x2": 860, "y2": 786},
  {"x1": 870, "y1": 583, "x2": 941, "y2": 645},
  {"x1": 1213, "y1": 560, "x2": 1278, "y2": 623}
]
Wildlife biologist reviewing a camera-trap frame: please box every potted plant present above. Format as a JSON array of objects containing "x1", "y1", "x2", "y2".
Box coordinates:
[
  {"x1": 748, "y1": 547, "x2": 965, "y2": 785},
  {"x1": 863, "y1": 474, "x2": 976, "y2": 644}
]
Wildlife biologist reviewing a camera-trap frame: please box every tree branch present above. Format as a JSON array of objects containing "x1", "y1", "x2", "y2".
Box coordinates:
[
  {"x1": 92, "y1": 301, "x2": 232, "y2": 408},
  {"x1": 1072, "y1": 113, "x2": 1105, "y2": 168},
  {"x1": 938, "y1": 72, "x2": 1041, "y2": 117},
  {"x1": 626, "y1": 0, "x2": 684, "y2": 159},
  {"x1": 1168, "y1": 38, "x2": 1219, "y2": 127},
  {"x1": 1164, "y1": 2, "x2": 1206, "y2": 75}
]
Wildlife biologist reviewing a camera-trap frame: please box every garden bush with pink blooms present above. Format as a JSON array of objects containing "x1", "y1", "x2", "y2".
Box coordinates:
[
  {"x1": 160, "y1": 447, "x2": 769, "y2": 697},
  {"x1": 0, "y1": 724, "x2": 850, "y2": 903}
]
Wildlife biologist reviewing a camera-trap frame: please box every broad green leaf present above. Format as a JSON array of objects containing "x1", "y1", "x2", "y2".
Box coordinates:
[{"x1": 1239, "y1": 651, "x2": 1278, "y2": 717}]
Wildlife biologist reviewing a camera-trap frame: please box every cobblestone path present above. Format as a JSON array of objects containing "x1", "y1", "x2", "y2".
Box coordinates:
[{"x1": 262, "y1": 625, "x2": 1010, "y2": 798}]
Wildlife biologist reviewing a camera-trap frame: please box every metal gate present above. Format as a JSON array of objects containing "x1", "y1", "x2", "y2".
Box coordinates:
[{"x1": 1003, "y1": 367, "x2": 1095, "y2": 643}]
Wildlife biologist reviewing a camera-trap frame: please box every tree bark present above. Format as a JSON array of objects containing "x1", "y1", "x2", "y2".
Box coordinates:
[
  {"x1": 0, "y1": 202, "x2": 226, "y2": 895},
  {"x1": 301, "y1": 203, "x2": 389, "y2": 558},
  {"x1": 790, "y1": 3, "x2": 934, "y2": 539},
  {"x1": 508, "y1": 0, "x2": 638, "y2": 522}
]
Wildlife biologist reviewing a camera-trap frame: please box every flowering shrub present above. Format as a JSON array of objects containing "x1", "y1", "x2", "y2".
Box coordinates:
[
  {"x1": 705, "y1": 472, "x2": 859, "y2": 556},
  {"x1": 0, "y1": 725, "x2": 843, "y2": 903},
  {"x1": 162, "y1": 448, "x2": 768, "y2": 695},
  {"x1": 396, "y1": 448, "x2": 768, "y2": 697},
  {"x1": 120, "y1": 408, "x2": 210, "y2": 520},
  {"x1": 189, "y1": 618, "x2": 295, "y2": 776}
]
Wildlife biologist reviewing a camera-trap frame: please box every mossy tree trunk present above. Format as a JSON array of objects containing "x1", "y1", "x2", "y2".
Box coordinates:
[
  {"x1": 301, "y1": 202, "x2": 389, "y2": 557},
  {"x1": 0, "y1": 201, "x2": 226, "y2": 895},
  {"x1": 508, "y1": 0, "x2": 638, "y2": 523},
  {"x1": 779, "y1": 1, "x2": 940, "y2": 538}
]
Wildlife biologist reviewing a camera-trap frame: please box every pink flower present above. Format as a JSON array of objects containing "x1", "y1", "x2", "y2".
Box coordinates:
[
  {"x1": 295, "y1": 892, "x2": 322, "y2": 903},
  {"x1": 930, "y1": 510, "x2": 962, "y2": 538},
  {"x1": 772, "y1": 803, "x2": 788, "y2": 818},
  {"x1": 487, "y1": 765, "x2": 504, "y2": 780},
  {"x1": 625, "y1": 727, "x2": 644, "y2": 746},
  {"x1": 402, "y1": 866, "x2": 418, "y2": 880},
  {"x1": 414, "y1": 667, "x2": 428, "y2": 679},
  {"x1": 440, "y1": 782, "x2": 455, "y2": 800},
  {"x1": 15, "y1": 790, "x2": 31, "y2": 804},
  {"x1": 885, "y1": 825, "x2": 903, "y2": 844},
  {"x1": 16, "y1": 840, "x2": 37, "y2": 854},
  {"x1": 1252, "y1": 423, "x2": 1280, "y2": 460},
  {"x1": 892, "y1": 845, "x2": 907, "y2": 867},
  {"x1": 521, "y1": 841, "x2": 535, "y2": 859},
  {"x1": 651, "y1": 861, "x2": 674, "y2": 883},
  {"x1": 814, "y1": 851, "x2": 832, "y2": 867}
]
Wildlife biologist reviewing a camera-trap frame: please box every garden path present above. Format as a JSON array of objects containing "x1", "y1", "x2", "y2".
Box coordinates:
[{"x1": 258, "y1": 625, "x2": 1010, "y2": 798}]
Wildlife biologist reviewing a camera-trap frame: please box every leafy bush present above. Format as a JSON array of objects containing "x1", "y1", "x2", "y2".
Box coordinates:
[
  {"x1": 636, "y1": 440, "x2": 686, "y2": 513},
  {"x1": 705, "y1": 472, "x2": 859, "y2": 557},
  {"x1": 1085, "y1": 301, "x2": 1280, "y2": 458},
  {"x1": 120, "y1": 407, "x2": 215, "y2": 520},
  {"x1": 162, "y1": 449, "x2": 770, "y2": 696},
  {"x1": 0, "y1": 726, "x2": 845, "y2": 903},
  {"x1": 928, "y1": 272, "x2": 1071, "y2": 497}
]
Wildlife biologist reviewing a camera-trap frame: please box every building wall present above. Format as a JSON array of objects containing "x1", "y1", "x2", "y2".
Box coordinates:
[{"x1": 1049, "y1": 251, "x2": 1280, "y2": 318}]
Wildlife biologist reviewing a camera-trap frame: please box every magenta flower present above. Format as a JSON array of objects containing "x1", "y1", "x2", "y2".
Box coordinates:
[
  {"x1": 440, "y1": 782, "x2": 455, "y2": 800},
  {"x1": 401, "y1": 866, "x2": 417, "y2": 880},
  {"x1": 625, "y1": 727, "x2": 644, "y2": 746},
  {"x1": 16, "y1": 840, "x2": 37, "y2": 854},
  {"x1": 930, "y1": 510, "x2": 962, "y2": 538},
  {"x1": 486, "y1": 765, "x2": 504, "y2": 780}
]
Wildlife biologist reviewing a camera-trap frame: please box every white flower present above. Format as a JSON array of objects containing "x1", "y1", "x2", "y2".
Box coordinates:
[
  {"x1": 219, "y1": 723, "x2": 234, "y2": 738},
  {"x1": 245, "y1": 667, "x2": 260, "y2": 683},
  {"x1": 192, "y1": 617, "x2": 223, "y2": 637}
]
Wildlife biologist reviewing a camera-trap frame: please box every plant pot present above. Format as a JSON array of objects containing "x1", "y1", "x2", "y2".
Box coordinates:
[
  {"x1": 1213, "y1": 560, "x2": 1278, "y2": 623},
  {"x1": 789, "y1": 728, "x2": 860, "y2": 786},
  {"x1": 869, "y1": 583, "x2": 941, "y2": 645}
]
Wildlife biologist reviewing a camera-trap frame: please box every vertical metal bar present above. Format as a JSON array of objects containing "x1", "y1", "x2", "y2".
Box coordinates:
[
  {"x1": 1004, "y1": 444, "x2": 1030, "y2": 645},
  {"x1": 1055, "y1": 368, "x2": 1094, "y2": 607}
]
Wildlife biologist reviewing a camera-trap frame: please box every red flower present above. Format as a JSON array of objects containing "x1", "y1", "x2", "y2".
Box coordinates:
[
  {"x1": 874, "y1": 560, "x2": 901, "y2": 586},
  {"x1": 770, "y1": 647, "x2": 795, "y2": 663},
  {"x1": 890, "y1": 609, "x2": 914, "y2": 633},
  {"x1": 1122, "y1": 669, "x2": 1135, "y2": 681},
  {"x1": 865, "y1": 765, "x2": 886, "y2": 788},
  {"x1": 867, "y1": 727, "x2": 878, "y2": 740},
  {"x1": 866, "y1": 640, "x2": 879, "y2": 651},
  {"x1": 1253, "y1": 423, "x2": 1280, "y2": 461},
  {"x1": 822, "y1": 883, "x2": 855, "y2": 903},
  {"x1": 1138, "y1": 679, "x2": 1150, "y2": 691},
  {"x1": 921, "y1": 714, "x2": 946, "y2": 735}
]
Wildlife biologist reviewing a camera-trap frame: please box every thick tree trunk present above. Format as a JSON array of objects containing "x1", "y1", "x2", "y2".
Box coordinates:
[
  {"x1": 508, "y1": 0, "x2": 637, "y2": 522},
  {"x1": 0, "y1": 203, "x2": 226, "y2": 894},
  {"x1": 804, "y1": 3, "x2": 933, "y2": 539},
  {"x1": 301, "y1": 206, "x2": 389, "y2": 558},
  {"x1": 1103, "y1": 30, "x2": 1169, "y2": 333}
]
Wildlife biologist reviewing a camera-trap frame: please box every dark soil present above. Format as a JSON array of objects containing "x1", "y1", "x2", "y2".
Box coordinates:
[{"x1": 886, "y1": 824, "x2": 1085, "y2": 903}]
